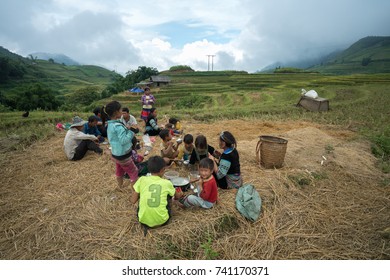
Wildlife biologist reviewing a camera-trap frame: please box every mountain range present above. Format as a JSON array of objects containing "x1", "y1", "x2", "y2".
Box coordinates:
[
  {"x1": 28, "y1": 52, "x2": 80, "y2": 66},
  {"x1": 261, "y1": 36, "x2": 390, "y2": 74}
]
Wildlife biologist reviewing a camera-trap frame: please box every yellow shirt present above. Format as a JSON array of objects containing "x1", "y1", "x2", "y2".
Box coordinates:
[
  {"x1": 177, "y1": 144, "x2": 193, "y2": 160},
  {"x1": 133, "y1": 176, "x2": 175, "y2": 227}
]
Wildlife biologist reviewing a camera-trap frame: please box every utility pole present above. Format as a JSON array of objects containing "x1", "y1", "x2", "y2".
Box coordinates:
[{"x1": 206, "y1": 54, "x2": 216, "y2": 71}]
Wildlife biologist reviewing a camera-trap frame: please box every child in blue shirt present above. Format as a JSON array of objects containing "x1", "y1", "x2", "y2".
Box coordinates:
[{"x1": 105, "y1": 101, "x2": 138, "y2": 189}]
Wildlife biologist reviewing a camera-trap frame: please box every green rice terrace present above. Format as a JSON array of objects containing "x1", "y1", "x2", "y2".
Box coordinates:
[{"x1": 102, "y1": 72, "x2": 390, "y2": 134}]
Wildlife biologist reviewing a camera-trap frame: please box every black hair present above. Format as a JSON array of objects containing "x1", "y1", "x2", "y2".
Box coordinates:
[
  {"x1": 199, "y1": 157, "x2": 214, "y2": 170},
  {"x1": 144, "y1": 87, "x2": 150, "y2": 92},
  {"x1": 168, "y1": 118, "x2": 178, "y2": 125},
  {"x1": 165, "y1": 123, "x2": 174, "y2": 129},
  {"x1": 88, "y1": 115, "x2": 98, "y2": 123},
  {"x1": 122, "y1": 107, "x2": 129, "y2": 113},
  {"x1": 159, "y1": 128, "x2": 170, "y2": 140},
  {"x1": 105, "y1": 101, "x2": 122, "y2": 118},
  {"x1": 100, "y1": 105, "x2": 109, "y2": 125},
  {"x1": 195, "y1": 135, "x2": 208, "y2": 150},
  {"x1": 183, "y1": 134, "x2": 193, "y2": 144},
  {"x1": 131, "y1": 136, "x2": 137, "y2": 149},
  {"x1": 148, "y1": 156, "x2": 166, "y2": 173},
  {"x1": 93, "y1": 107, "x2": 101, "y2": 116},
  {"x1": 146, "y1": 108, "x2": 157, "y2": 121},
  {"x1": 220, "y1": 131, "x2": 237, "y2": 148}
]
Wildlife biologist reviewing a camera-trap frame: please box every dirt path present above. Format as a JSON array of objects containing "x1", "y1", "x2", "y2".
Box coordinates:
[{"x1": 0, "y1": 120, "x2": 389, "y2": 259}]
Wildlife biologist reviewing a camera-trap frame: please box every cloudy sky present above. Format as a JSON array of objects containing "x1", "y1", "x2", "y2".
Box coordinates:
[{"x1": 1, "y1": 0, "x2": 389, "y2": 74}]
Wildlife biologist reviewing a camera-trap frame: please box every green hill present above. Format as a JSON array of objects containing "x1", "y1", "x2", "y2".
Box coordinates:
[
  {"x1": 0, "y1": 46, "x2": 121, "y2": 101},
  {"x1": 308, "y1": 36, "x2": 390, "y2": 74}
]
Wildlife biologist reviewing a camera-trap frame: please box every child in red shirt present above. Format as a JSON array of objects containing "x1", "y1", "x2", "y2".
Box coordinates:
[{"x1": 181, "y1": 157, "x2": 218, "y2": 209}]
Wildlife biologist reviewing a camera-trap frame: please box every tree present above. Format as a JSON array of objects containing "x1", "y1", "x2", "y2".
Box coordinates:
[
  {"x1": 16, "y1": 84, "x2": 61, "y2": 111},
  {"x1": 0, "y1": 57, "x2": 25, "y2": 82},
  {"x1": 102, "y1": 66, "x2": 159, "y2": 96},
  {"x1": 0, "y1": 57, "x2": 10, "y2": 82},
  {"x1": 28, "y1": 54, "x2": 37, "y2": 61},
  {"x1": 123, "y1": 66, "x2": 159, "y2": 88}
]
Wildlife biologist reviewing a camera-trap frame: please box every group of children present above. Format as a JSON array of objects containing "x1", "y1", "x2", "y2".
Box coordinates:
[{"x1": 63, "y1": 98, "x2": 243, "y2": 231}]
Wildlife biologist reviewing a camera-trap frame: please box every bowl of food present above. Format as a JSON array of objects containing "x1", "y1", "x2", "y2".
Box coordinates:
[
  {"x1": 170, "y1": 177, "x2": 191, "y2": 192},
  {"x1": 164, "y1": 170, "x2": 179, "y2": 180}
]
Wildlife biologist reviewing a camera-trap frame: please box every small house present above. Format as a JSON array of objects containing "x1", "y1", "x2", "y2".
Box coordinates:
[{"x1": 150, "y1": 75, "x2": 171, "y2": 87}]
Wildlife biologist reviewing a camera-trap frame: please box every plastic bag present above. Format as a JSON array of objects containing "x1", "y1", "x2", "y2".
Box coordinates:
[
  {"x1": 235, "y1": 184, "x2": 262, "y2": 222},
  {"x1": 301, "y1": 88, "x2": 318, "y2": 99}
]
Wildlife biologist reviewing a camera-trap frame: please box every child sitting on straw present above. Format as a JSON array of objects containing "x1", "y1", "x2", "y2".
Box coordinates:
[
  {"x1": 180, "y1": 158, "x2": 218, "y2": 209},
  {"x1": 189, "y1": 134, "x2": 220, "y2": 166},
  {"x1": 159, "y1": 128, "x2": 182, "y2": 165},
  {"x1": 168, "y1": 117, "x2": 183, "y2": 134},
  {"x1": 177, "y1": 134, "x2": 194, "y2": 161},
  {"x1": 131, "y1": 156, "x2": 181, "y2": 229},
  {"x1": 164, "y1": 123, "x2": 180, "y2": 137},
  {"x1": 209, "y1": 131, "x2": 242, "y2": 189},
  {"x1": 105, "y1": 101, "x2": 138, "y2": 189},
  {"x1": 144, "y1": 108, "x2": 162, "y2": 136}
]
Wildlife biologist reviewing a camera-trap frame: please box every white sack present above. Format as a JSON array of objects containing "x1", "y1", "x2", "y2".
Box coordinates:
[{"x1": 301, "y1": 88, "x2": 318, "y2": 99}]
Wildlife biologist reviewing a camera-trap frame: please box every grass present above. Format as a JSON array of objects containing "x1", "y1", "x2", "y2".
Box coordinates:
[{"x1": 0, "y1": 110, "x2": 84, "y2": 154}]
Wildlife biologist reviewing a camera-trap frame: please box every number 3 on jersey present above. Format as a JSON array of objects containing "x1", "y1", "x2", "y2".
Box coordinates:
[{"x1": 147, "y1": 184, "x2": 162, "y2": 207}]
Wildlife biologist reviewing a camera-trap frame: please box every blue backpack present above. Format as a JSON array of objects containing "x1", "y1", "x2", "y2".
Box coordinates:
[{"x1": 235, "y1": 184, "x2": 262, "y2": 222}]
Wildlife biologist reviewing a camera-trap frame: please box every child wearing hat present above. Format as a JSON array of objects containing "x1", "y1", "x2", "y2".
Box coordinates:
[{"x1": 63, "y1": 116, "x2": 103, "y2": 161}]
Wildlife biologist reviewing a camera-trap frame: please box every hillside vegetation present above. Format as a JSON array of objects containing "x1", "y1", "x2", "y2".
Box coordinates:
[
  {"x1": 309, "y1": 36, "x2": 390, "y2": 74},
  {"x1": 0, "y1": 46, "x2": 120, "y2": 106}
]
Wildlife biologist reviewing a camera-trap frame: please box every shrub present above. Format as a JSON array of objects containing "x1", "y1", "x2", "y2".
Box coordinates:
[
  {"x1": 174, "y1": 94, "x2": 211, "y2": 110},
  {"x1": 371, "y1": 127, "x2": 390, "y2": 161},
  {"x1": 169, "y1": 65, "x2": 194, "y2": 72}
]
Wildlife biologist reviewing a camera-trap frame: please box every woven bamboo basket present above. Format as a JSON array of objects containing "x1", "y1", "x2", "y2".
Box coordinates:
[{"x1": 256, "y1": 135, "x2": 288, "y2": 169}]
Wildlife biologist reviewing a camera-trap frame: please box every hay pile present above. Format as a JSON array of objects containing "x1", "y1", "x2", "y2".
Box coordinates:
[{"x1": 0, "y1": 119, "x2": 389, "y2": 260}]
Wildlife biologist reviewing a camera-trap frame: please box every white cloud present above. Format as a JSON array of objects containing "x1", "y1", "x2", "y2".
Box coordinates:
[{"x1": 0, "y1": 0, "x2": 389, "y2": 74}]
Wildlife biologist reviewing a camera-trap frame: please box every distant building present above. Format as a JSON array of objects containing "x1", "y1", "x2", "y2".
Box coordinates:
[
  {"x1": 150, "y1": 75, "x2": 171, "y2": 87},
  {"x1": 136, "y1": 81, "x2": 153, "y2": 88}
]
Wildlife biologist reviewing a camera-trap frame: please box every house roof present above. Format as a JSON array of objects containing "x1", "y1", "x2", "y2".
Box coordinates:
[
  {"x1": 137, "y1": 81, "x2": 153, "y2": 86},
  {"x1": 150, "y1": 75, "x2": 171, "y2": 83}
]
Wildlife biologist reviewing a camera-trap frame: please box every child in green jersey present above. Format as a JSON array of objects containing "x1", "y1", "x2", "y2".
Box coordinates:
[{"x1": 131, "y1": 156, "x2": 181, "y2": 228}]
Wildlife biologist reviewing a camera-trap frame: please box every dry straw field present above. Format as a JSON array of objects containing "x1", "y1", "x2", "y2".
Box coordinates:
[{"x1": 1, "y1": 119, "x2": 389, "y2": 259}]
